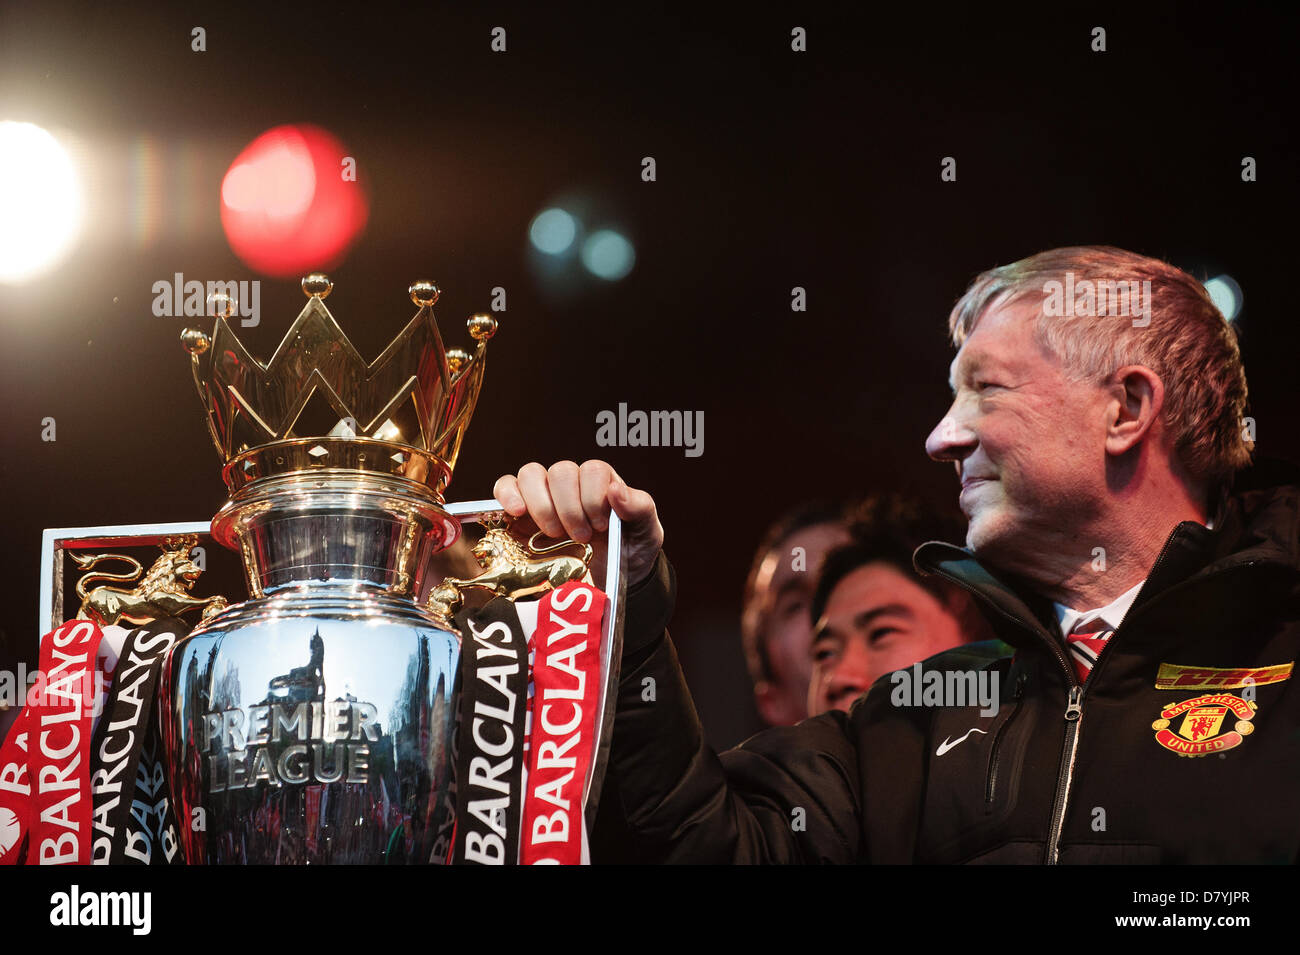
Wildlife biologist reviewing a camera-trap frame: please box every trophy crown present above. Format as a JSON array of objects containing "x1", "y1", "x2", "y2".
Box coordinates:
[{"x1": 180, "y1": 273, "x2": 498, "y2": 498}]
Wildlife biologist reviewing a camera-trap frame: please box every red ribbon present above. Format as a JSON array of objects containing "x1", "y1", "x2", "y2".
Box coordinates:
[
  {"x1": 0, "y1": 708, "x2": 33, "y2": 863},
  {"x1": 0, "y1": 620, "x2": 104, "y2": 864},
  {"x1": 520, "y1": 582, "x2": 605, "y2": 865}
]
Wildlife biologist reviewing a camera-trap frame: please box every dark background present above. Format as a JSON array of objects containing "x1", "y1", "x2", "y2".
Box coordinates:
[{"x1": 1, "y1": 1, "x2": 1297, "y2": 748}]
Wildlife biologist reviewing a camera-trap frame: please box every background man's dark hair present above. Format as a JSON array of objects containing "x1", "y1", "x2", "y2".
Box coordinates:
[{"x1": 810, "y1": 495, "x2": 990, "y2": 642}]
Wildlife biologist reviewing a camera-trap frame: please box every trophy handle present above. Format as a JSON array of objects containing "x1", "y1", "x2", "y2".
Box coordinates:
[
  {"x1": 69, "y1": 534, "x2": 228, "y2": 628},
  {"x1": 420, "y1": 499, "x2": 626, "y2": 824},
  {"x1": 584, "y1": 505, "x2": 625, "y2": 820},
  {"x1": 41, "y1": 520, "x2": 215, "y2": 636},
  {"x1": 425, "y1": 517, "x2": 596, "y2": 622}
]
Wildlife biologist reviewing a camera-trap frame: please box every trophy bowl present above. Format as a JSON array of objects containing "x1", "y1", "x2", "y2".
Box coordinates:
[{"x1": 157, "y1": 472, "x2": 462, "y2": 864}]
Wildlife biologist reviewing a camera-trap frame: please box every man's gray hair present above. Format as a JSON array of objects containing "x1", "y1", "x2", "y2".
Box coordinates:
[{"x1": 949, "y1": 246, "x2": 1252, "y2": 488}]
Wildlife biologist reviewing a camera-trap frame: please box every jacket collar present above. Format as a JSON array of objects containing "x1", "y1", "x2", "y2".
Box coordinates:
[
  {"x1": 914, "y1": 466, "x2": 1300, "y2": 646},
  {"x1": 1204, "y1": 458, "x2": 1300, "y2": 572},
  {"x1": 911, "y1": 540, "x2": 1060, "y2": 648}
]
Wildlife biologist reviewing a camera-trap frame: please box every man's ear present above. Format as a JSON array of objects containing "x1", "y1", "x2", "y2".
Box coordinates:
[
  {"x1": 1105, "y1": 364, "x2": 1165, "y2": 457},
  {"x1": 754, "y1": 680, "x2": 783, "y2": 726},
  {"x1": 755, "y1": 680, "x2": 806, "y2": 725}
]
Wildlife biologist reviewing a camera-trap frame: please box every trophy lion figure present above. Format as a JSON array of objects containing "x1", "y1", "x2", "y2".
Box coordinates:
[
  {"x1": 430, "y1": 528, "x2": 593, "y2": 622},
  {"x1": 72, "y1": 533, "x2": 229, "y2": 626}
]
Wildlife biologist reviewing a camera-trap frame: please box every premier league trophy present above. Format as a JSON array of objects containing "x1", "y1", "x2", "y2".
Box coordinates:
[{"x1": 157, "y1": 274, "x2": 497, "y2": 864}]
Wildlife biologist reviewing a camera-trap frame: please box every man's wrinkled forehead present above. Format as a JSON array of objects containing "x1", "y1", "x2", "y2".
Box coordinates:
[{"x1": 947, "y1": 294, "x2": 1044, "y2": 391}]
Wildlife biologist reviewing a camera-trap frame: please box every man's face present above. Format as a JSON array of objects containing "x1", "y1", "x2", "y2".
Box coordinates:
[
  {"x1": 808, "y1": 562, "x2": 967, "y2": 716},
  {"x1": 924, "y1": 297, "x2": 1112, "y2": 572},
  {"x1": 751, "y1": 522, "x2": 851, "y2": 726}
]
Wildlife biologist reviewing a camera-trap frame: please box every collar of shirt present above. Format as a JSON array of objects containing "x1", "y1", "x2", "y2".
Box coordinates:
[
  {"x1": 1051, "y1": 518, "x2": 1215, "y2": 637},
  {"x1": 1053, "y1": 578, "x2": 1146, "y2": 637}
]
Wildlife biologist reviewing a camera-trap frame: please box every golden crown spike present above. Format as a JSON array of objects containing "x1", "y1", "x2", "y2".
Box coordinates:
[{"x1": 180, "y1": 273, "x2": 498, "y2": 499}]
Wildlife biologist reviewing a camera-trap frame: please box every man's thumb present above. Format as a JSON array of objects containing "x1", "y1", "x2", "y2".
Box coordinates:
[
  {"x1": 608, "y1": 478, "x2": 642, "y2": 521},
  {"x1": 609, "y1": 477, "x2": 628, "y2": 510}
]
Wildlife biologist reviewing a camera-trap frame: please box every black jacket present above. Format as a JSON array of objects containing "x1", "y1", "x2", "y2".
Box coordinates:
[{"x1": 598, "y1": 466, "x2": 1300, "y2": 863}]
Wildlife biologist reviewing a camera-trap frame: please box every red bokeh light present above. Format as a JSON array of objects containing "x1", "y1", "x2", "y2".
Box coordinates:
[{"x1": 220, "y1": 124, "x2": 368, "y2": 277}]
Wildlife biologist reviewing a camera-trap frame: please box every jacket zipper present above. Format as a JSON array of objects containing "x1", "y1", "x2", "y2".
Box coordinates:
[
  {"x1": 1043, "y1": 685, "x2": 1083, "y2": 863},
  {"x1": 1041, "y1": 529, "x2": 1185, "y2": 864},
  {"x1": 924, "y1": 526, "x2": 1191, "y2": 865},
  {"x1": 985, "y1": 672, "x2": 1027, "y2": 806}
]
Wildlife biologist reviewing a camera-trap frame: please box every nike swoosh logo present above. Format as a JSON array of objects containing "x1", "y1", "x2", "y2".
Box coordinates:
[{"x1": 935, "y1": 727, "x2": 989, "y2": 756}]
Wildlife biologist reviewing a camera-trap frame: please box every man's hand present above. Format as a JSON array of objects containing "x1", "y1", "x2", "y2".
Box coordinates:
[{"x1": 493, "y1": 460, "x2": 664, "y2": 585}]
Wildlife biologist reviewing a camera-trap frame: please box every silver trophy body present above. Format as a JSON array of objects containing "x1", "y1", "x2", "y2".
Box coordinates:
[
  {"x1": 158, "y1": 472, "x2": 461, "y2": 864},
  {"x1": 157, "y1": 275, "x2": 500, "y2": 864}
]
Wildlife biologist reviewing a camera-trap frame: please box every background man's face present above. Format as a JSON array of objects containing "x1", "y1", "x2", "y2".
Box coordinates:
[
  {"x1": 753, "y1": 522, "x2": 851, "y2": 725},
  {"x1": 924, "y1": 298, "x2": 1111, "y2": 572},
  {"x1": 808, "y1": 562, "x2": 966, "y2": 715}
]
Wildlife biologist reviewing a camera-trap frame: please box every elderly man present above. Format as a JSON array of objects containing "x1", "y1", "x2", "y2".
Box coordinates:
[{"x1": 496, "y1": 246, "x2": 1299, "y2": 863}]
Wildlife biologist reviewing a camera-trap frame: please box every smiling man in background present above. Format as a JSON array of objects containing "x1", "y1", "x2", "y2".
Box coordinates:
[{"x1": 806, "y1": 495, "x2": 994, "y2": 716}]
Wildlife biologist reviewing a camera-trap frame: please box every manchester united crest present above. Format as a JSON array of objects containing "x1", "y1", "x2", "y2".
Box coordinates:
[{"x1": 1151, "y1": 693, "x2": 1257, "y2": 757}]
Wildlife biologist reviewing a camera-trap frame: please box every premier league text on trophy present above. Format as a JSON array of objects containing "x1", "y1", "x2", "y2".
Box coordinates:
[{"x1": 200, "y1": 699, "x2": 380, "y2": 790}]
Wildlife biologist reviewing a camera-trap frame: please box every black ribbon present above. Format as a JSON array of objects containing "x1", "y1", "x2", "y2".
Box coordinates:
[
  {"x1": 89, "y1": 618, "x2": 189, "y2": 865},
  {"x1": 451, "y1": 597, "x2": 530, "y2": 865}
]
